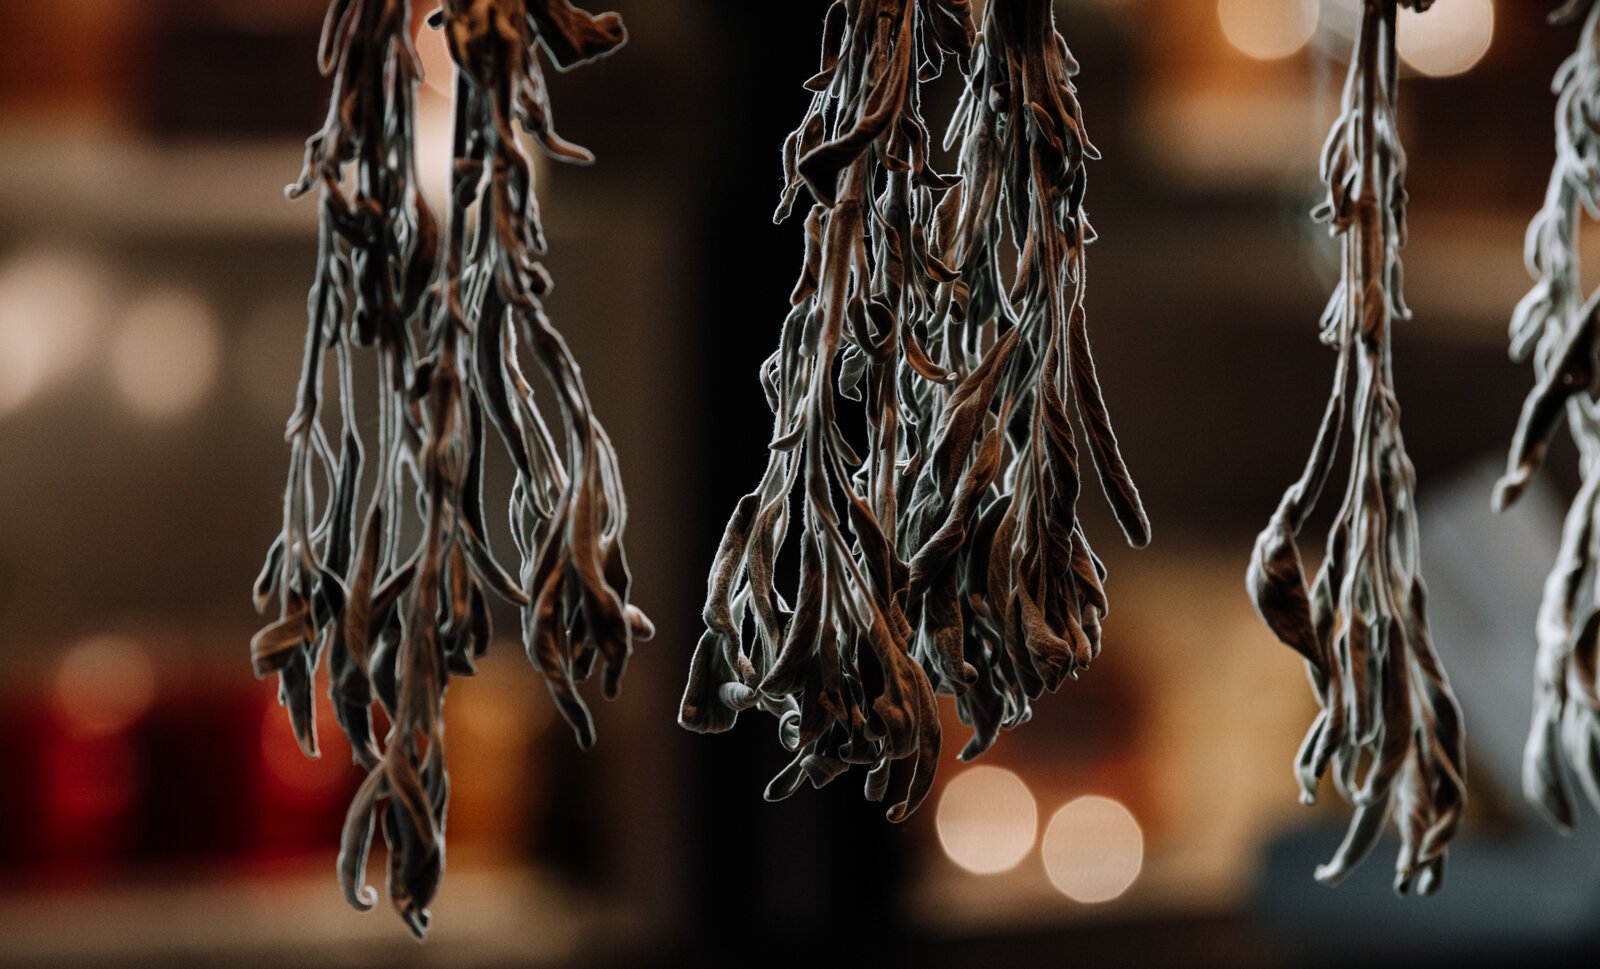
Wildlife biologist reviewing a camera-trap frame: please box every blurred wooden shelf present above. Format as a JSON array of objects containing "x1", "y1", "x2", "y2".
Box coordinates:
[
  {"x1": 0, "y1": 124, "x2": 314, "y2": 240},
  {"x1": 0, "y1": 860, "x2": 638, "y2": 969}
]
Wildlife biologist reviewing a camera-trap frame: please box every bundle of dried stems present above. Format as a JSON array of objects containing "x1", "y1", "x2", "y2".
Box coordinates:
[
  {"x1": 681, "y1": 0, "x2": 1148, "y2": 821},
  {"x1": 1498, "y1": 0, "x2": 1600, "y2": 832},
  {"x1": 1247, "y1": 0, "x2": 1465, "y2": 894},
  {"x1": 251, "y1": 0, "x2": 650, "y2": 936}
]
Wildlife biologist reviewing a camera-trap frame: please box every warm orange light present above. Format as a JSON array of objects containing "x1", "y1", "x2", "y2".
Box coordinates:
[{"x1": 451, "y1": 646, "x2": 556, "y2": 751}]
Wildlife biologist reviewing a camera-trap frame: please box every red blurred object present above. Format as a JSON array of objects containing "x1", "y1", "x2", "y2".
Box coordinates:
[
  {"x1": 0, "y1": 659, "x2": 361, "y2": 884},
  {"x1": 251, "y1": 680, "x2": 362, "y2": 861},
  {"x1": 42, "y1": 728, "x2": 141, "y2": 870}
]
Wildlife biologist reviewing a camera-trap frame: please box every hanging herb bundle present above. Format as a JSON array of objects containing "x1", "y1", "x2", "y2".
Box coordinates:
[
  {"x1": 251, "y1": 0, "x2": 650, "y2": 937},
  {"x1": 1497, "y1": 0, "x2": 1600, "y2": 831},
  {"x1": 1247, "y1": 0, "x2": 1465, "y2": 894},
  {"x1": 681, "y1": 0, "x2": 1149, "y2": 820},
  {"x1": 934, "y1": 0, "x2": 1149, "y2": 760},
  {"x1": 680, "y1": 0, "x2": 976, "y2": 822}
]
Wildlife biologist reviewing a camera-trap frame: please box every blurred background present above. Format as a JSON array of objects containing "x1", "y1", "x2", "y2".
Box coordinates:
[{"x1": 0, "y1": 0, "x2": 1596, "y2": 966}]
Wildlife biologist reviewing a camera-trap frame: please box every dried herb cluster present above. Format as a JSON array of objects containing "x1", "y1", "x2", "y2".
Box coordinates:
[
  {"x1": 252, "y1": 0, "x2": 650, "y2": 936},
  {"x1": 1498, "y1": 0, "x2": 1600, "y2": 832},
  {"x1": 681, "y1": 0, "x2": 1148, "y2": 821},
  {"x1": 1246, "y1": 0, "x2": 1465, "y2": 894}
]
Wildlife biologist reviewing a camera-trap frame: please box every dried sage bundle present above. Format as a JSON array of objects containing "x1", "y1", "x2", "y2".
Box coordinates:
[
  {"x1": 680, "y1": 0, "x2": 976, "y2": 822},
  {"x1": 934, "y1": 0, "x2": 1149, "y2": 760},
  {"x1": 681, "y1": 0, "x2": 1148, "y2": 821},
  {"x1": 1497, "y1": 0, "x2": 1600, "y2": 831},
  {"x1": 252, "y1": 0, "x2": 650, "y2": 936},
  {"x1": 1246, "y1": 0, "x2": 1465, "y2": 894}
]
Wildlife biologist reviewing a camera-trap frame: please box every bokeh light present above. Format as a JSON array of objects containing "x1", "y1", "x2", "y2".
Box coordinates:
[
  {"x1": 109, "y1": 287, "x2": 222, "y2": 419},
  {"x1": 0, "y1": 248, "x2": 106, "y2": 415},
  {"x1": 1218, "y1": 0, "x2": 1319, "y2": 60},
  {"x1": 935, "y1": 766, "x2": 1039, "y2": 875},
  {"x1": 1041, "y1": 796, "x2": 1144, "y2": 903},
  {"x1": 53, "y1": 635, "x2": 158, "y2": 739},
  {"x1": 1398, "y1": 0, "x2": 1494, "y2": 78}
]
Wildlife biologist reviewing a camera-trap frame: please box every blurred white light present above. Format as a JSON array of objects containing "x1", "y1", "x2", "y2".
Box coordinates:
[
  {"x1": 109, "y1": 288, "x2": 222, "y2": 419},
  {"x1": 1041, "y1": 795, "x2": 1144, "y2": 903},
  {"x1": 1219, "y1": 0, "x2": 1319, "y2": 60},
  {"x1": 935, "y1": 766, "x2": 1038, "y2": 875},
  {"x1": 54, "y1": 635, "x2": 158, "y2": 738},
  {"x1": 417, "y1": 93, "x2": 455, "y2": 204},
  {"x1": 1398, "y1": 0, "x2": 1493, "y2": 78},
  {"x1": 0, "y1": 248, "x2": 107, "y2": 414}
]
